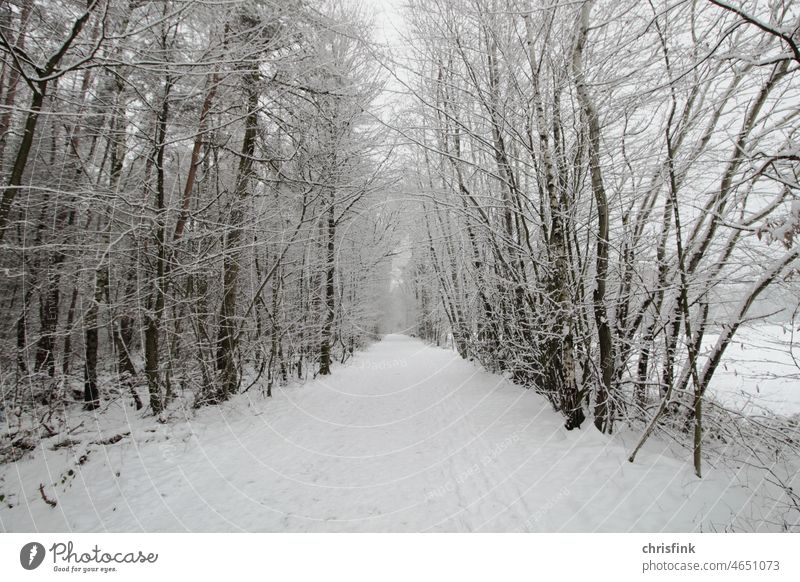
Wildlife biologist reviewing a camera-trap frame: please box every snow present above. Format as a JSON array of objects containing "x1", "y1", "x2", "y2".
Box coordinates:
[
  {"x1": 0, "y1": 335, "x2": 785, "y2": 532},
  {"x1": 706, "y1": 324, "x2": 800, "y2": 416}
]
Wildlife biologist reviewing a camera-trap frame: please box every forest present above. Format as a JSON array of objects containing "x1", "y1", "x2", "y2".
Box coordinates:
[{"x1": 1, "y1": 0, "x2": 799, "y2": 532}]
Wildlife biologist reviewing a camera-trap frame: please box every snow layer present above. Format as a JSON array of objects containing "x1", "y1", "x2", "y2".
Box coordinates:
[{"x1": 0, "y1": 335, "x2": 779, "y2": 532}]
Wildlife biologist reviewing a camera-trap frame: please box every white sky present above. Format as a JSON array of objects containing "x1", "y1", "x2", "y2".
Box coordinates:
[{"x1": 363, "y1": 0, "x2": 408, "y2": 48}]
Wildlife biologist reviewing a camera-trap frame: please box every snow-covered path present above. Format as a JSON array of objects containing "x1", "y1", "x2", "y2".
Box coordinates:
[{"x1": 1, "y1": 335, "x2": 759, "y2": 532}]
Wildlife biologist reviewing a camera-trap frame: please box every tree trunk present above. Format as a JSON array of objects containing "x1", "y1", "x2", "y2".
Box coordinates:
[
  {"x1": 216, "y1": 68, "x2": 259, "y2": 399},
  {"x1": 319, "y1": 199, "x2": 336, "y2": 375},
  {"x1": 0, "y1": 89, "x2": 45, "y2": 239},
  {"x1": 144, "y1": 71, "x2": 173, "y2": 415},
  {"x1": 571, "y1": 0, "x2": 614, "y2": 433},
  {"x1": 83, "y1": 269, "x2": 105, "y2": 410}
]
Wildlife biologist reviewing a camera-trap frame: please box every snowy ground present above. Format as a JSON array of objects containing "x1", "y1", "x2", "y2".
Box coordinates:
[{"x1": 0, "y1": 334, "x2": 792, "y2": 532}]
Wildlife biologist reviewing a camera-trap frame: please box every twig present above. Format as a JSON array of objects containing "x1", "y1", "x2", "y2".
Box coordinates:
[{"x1": 38, "y1": 483, "x2": 57, "y2": 508}]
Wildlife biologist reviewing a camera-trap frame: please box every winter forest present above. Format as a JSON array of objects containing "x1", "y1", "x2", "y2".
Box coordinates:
[{"x1": 1, "y1": 0, "x2": 799, "y2": 533}]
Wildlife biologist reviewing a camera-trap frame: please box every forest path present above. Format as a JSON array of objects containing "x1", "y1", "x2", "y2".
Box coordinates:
[{"x1": 2, "y1": 335, "x2": 753, "y2": 532}]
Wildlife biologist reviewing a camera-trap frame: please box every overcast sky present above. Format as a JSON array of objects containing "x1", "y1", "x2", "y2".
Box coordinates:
[{"x1": 364, "y1": 0, "x2": 408, "y2": 47}]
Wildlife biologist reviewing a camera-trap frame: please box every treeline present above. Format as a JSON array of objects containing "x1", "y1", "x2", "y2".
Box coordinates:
[
  {"x1": 399, "y1": 0, "x2": 800, "y2": 478},
  {"x1": 0, "y1": 0, "x2": 397, "y2": 426}
]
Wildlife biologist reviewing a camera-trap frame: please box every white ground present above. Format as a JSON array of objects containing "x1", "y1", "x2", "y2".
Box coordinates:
[{"x1": 0, "y1": 334, "x2": 792, "y2": 532}]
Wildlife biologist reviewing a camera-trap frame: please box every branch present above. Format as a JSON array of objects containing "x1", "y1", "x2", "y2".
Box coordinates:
[{"x1": 708, "y1": 0, "x2": 800, "y2": 64}]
